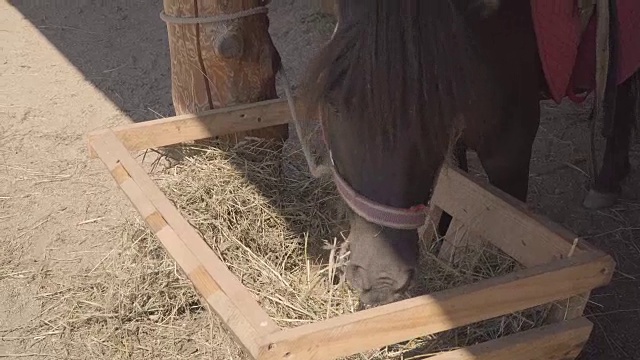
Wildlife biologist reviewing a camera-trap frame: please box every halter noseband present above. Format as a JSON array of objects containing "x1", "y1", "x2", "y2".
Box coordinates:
[
  {"x1": 323, "y1": 120, "x2": 428, "y2": 231},
  {"x1": 331, "y1": 165, "x2": 429, "y2": 230}
]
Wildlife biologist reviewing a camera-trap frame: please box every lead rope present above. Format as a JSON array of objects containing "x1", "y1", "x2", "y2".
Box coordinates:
[
  {"x1": 159, "y1": 6, "x2": 268, "y2": 25},
  {"x1": 159, "y1": 0, "x2": 272, "y2": 24},
  {"x1": 277, "y1": 67, "x2": 334, "y2": 179},
  {"x1": 278, "y1": 18, "x2": 339, "y2": 180}
]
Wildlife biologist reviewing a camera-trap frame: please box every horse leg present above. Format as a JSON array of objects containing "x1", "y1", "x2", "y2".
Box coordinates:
[
  {"x1": 474, "y1": 91, "x2": 541, "y2": 202},
  {"x1": 455, "y1": 0, "x2": 540, "y2": 203},
  {"x1": 583, "y1": 71, "x2": 638, "y2": 209}
]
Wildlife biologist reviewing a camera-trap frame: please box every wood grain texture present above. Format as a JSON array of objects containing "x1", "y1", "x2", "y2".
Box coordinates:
[
  {"x1": 438, "y1": 218, "x2": 486, "y2": 266},
  {"x1": 431, "y1": 165, "x2": 604, "y2": 268},
  {"x1": 419, "y1": 205, "x2": 444, "y2": 249},
  {"x1": 110, "y1": 164, "x2": 130, "y2": 185},
  {"x1": 545, "y1": 293, "x2": 591, "y2": 324},
  {"x1": 88, "y1": 131, "x2": 280, "y2": 357},
  {"x1": 257, "y1": 252, "x2": 614, "y2": 360},
  {"x1": 145, "y1": 211, "x2": 169, "y2": 233},
  {"x1": 162, "y1": 0, "x2": 288, "y2": 142},
  {"x1": 428, "y1": 317, "x2": 593, "y2": 360},
  {"x1": 163, "y1": 0, "x2": 211, "y2": 113},
  {"x1": 87, "y1": 98, "x2": 291, "y2": 158},
  {"x1": 189, "y1": 265, "x2": 222, "y2": 299}
]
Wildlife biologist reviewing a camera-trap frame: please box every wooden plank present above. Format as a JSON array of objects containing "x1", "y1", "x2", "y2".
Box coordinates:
[
  {"x1": 438, "y1": 218, "x2": 486, "y2": 265},
  {"x1": 91, "y1": 145, "x2": 263, "y2": 357},
  {"x1": 431, "y1": 165, "x2": 598, "y2": 325},
  {"x1": 545, "y1": 292, "x2": 592, "y2": 325},
  {"x1": 257, "y1": 252, "x2": 614, "y2": 360},
  {"x1": 87, "y1": 98, "x2": 291, "y2": 158},
  {"x1": 431, "y1": 165, "x2": 604, "y2": 268},
  {"x1": 428, "y1": 317, "x2": 592, "y2": 360},
  {"x1": 419, "y1": 205, "x2": 444, "y2": 249},
  {"x1": 89, "y1": 131, "x2": 281, "y2": 348}
]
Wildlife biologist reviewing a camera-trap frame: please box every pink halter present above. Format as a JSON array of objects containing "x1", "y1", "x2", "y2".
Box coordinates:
[{"x1": 331, "y1": 165, "x2": 429, "y2": 230}]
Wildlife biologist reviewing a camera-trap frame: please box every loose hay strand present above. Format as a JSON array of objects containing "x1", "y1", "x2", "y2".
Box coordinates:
[{"x1": 18, "y1": 138, "x2": 549, "y2": 359}]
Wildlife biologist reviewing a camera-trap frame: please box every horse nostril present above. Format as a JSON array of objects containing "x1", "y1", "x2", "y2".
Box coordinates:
[
  {"x1": 407, "y1": 268, "x2": 416, "y2": 283},
  {"x1": 346, "y1": 264, "x2": 370, "y2": 291},
  {"x1": 396, "y1": 269, "x2": 415, "y2": 292}
]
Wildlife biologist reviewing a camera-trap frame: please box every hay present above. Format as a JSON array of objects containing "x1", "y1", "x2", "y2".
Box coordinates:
[
  {"x1": 13, "y1": 138, "x2": 551, "y2": 359},
  {"x1": 8, "y1": 225, "x2": 226, "y2": 359},
  {"x1": 157, "y1": 139, "x2": 355, "y2": 324}
]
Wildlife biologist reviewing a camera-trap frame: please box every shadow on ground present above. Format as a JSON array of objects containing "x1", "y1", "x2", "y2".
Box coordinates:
[
  {"x1": 531, "y1": 101, "x2": 640, "y2": 360},
  {"x1": 10, "y1": 0, "x2": 174, "y2": 122}
]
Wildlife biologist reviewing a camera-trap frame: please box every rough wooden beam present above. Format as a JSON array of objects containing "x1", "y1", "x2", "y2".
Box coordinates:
[
  {"x1": 89, "y1": 130, "x2": 281, "y2": 358},
  {"x1": 87, "y1": 98, "x2": 291, "y2": 158},
  {"x1": 438, "y1": 218, "x2": 487, "y2": 265},
  {"x1": 431, "y1": 165, "x2": 604, "y2": 267},
  {"x1": 431, "y1": 165, "x2": 602, "y2": 326},
  {"x1": 257, "y1": 252, "x2": 613, "y2": 360},
  {"x1": 428, "y1": 317, "x2": 593, "y2": 360}
]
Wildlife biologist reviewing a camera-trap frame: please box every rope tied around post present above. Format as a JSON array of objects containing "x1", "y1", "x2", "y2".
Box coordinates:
[{"x1": 159, "y1": 6, "x2": 268, "y2": 25}]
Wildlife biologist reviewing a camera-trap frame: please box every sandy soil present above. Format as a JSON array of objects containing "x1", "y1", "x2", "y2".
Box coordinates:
[{"x1": 0, "y1": 1, "x2": 638, "y2": 359}]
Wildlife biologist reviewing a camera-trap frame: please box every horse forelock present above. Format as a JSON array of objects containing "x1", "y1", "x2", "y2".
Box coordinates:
[{"x1": 303, "y1": 0, "x2": 480, "y2": 161}]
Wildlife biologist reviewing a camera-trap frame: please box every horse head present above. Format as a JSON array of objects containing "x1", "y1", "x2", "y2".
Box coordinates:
[{"x1": 302, "y1": 0, "x2": 483, "y2": 306}]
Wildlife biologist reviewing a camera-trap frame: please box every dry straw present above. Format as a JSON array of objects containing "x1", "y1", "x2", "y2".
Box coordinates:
[{"x1": 12, "y1": 138, "x2": 550, "y2": 359}]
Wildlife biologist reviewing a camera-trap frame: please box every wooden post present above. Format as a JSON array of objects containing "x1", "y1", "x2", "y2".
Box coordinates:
[{"x1": 162, "y1": 0, "x2": 289, "y2": 143}]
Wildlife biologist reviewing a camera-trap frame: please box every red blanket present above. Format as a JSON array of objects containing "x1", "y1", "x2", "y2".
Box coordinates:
[{"x1": 531, "y1": 0, "x2": 640, "y2": 103}]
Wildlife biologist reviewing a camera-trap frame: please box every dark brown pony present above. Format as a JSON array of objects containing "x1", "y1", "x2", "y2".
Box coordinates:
[{"x1": 302, "y1": 0, "x2": 639, "y2": 306}]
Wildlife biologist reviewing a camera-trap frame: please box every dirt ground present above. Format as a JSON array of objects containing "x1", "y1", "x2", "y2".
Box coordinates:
[{"x1": 0, "y1": 1, "x2": 638, "y2": 359}]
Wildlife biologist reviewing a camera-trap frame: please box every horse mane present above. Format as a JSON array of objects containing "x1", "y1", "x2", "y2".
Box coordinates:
[{"x1": 302, "y1": 0, "x2": 482, "y2": 159}]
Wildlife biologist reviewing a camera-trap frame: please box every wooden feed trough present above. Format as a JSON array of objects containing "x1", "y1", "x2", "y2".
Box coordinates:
[{"x1": 87, "y1": 98, "x2": 615, "y2": 360}]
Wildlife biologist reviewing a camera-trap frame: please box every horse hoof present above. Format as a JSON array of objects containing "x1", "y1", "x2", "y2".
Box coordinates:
[{"x1": 583, "y1": 189, "x2": 618, "y2": 210}]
